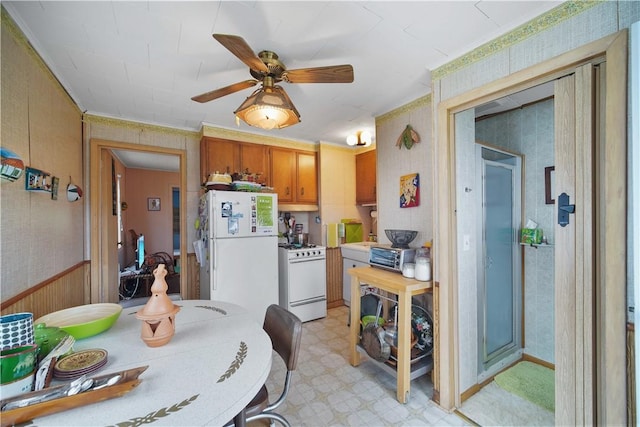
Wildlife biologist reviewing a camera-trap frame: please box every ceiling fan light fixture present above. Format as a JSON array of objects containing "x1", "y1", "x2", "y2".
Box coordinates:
[
  {"x1": 347, "y1": 130, "x2": 372, "y2": 147},
  {"x1": 234, "y1": 85, "x2": 301, "y2": 130}
]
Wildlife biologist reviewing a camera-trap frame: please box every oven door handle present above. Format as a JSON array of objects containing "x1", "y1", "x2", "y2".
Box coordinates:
[
  {"x1": 290, "y1": 296, "x2": 327, "y2": 307},
  {"x1": 289, "y1": 257, "x2": 325, "y2": 264}
]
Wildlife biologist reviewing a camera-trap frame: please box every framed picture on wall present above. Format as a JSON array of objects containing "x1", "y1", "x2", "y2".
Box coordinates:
[
  {"x1": 400, "y1": 173, "x2": 420, "y2": 208},
  {"x1": 25, "y1": 167, "x2": 52, "y2": 192},
  {"x1": 148, "y1": 197, "x2": 161, "y2": 211}
]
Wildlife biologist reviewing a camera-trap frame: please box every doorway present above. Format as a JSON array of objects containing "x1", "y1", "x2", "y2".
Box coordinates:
[
  {"x1": 89, "y1": 139, "x2": 187, "y2": 304},
  {"x1": 477, "y1": 146, "x2": 522, "y2": 377},
  {"x1": 434, "y1": 31, "x2": 628, "y2": 424}
]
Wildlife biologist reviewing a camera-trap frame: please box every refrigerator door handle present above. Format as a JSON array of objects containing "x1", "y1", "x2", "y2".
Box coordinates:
[{"x1": 211, "y1": 238, "x2": 217, "y2": 290}]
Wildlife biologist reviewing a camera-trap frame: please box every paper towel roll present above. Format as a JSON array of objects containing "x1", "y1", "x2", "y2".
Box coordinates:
[{"x1": 327, "y1": 224, "x2": 339, "y2": 248}]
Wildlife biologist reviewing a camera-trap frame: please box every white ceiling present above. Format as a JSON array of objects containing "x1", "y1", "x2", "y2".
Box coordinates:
[{"x1": 4, "y1": 0, "x2": 561, "y2": 168}]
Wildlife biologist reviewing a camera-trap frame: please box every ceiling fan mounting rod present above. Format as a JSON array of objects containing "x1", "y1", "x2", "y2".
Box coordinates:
[{"x1": 249, "y1": 50, "x2": 286, "y2": 81}]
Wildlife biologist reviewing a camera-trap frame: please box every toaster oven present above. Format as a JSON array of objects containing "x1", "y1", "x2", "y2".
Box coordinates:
[{"x1": 368, "y1": 246, "x2": 416, "y2": 272}]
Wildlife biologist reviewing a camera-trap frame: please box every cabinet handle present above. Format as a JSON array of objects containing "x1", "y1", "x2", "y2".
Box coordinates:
[
  {"x1": 301, "y1": 187, "x2": 305, "y2": 196},
  {"x1": 286, "y1": 186, "x2": 290, "y2": 196}
]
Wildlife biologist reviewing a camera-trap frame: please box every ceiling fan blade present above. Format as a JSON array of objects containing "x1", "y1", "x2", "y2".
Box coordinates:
[
  {"x1": 282, "y1": 64, "x2": 354, "y2": 83},
  {"x1": 212, "y1": 34, "x2": 269, "y2": 73},
  {"x1": 191, "y1": 80, "x2": 258, "y2": 103}
]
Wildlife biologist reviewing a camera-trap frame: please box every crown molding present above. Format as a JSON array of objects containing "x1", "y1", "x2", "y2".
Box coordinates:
[
  {"x1": 431, "y1": 0, "x2": 601, "y2": 81},
  {"x1": 84, "y1": 114, "x2": 199, "y2": 138}
]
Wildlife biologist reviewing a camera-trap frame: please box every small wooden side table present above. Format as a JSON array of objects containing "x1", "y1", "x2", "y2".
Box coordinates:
[{"x1": 348, "y1": 265, "x2": 432, "y2": 403}]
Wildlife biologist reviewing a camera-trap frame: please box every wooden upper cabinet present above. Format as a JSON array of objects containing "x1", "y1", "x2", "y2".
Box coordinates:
[
  {"x1": 200, "y1": 137, "x2": 318, "y2": 206},
  {"x1": 200, "y1": 137, "x2": 270, "y2": 185},
  {"x1": 270, "y1": 147, "x2": 318, "y2": 205},
  {"x1": 296, "y1": 151, "x2": 317, "y2": 203},
  {"x1": 271, "y1": 148, "x2": 295, "y2": 203},
  {"x1": 200, "y1": 137, "x2": 239, "y2": 182},
  {"x1": 239, "y1": 143, "x2": 269, "y2": 185},
  {"x1": 356, "y1": 149, "x2": 376, "y2": 204}
]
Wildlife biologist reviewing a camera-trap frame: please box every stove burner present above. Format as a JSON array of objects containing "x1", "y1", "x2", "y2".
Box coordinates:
[{"x1": 278, "y1": 243, "x2": 317, "y2": 250}]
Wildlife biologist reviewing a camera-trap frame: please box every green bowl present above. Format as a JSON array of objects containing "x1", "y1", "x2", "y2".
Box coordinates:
[
  {"x1": 35, "y1": 303, "x2": 122, "y2": 340},
  {"x1": 1, "y1": 344, "x2": 38, "y2": 384},
  {"x1": 361, "y1": 315, "x2": 385, "y2": 328}
]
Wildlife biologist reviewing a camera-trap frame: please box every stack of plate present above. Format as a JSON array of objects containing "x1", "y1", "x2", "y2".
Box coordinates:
[
  {"x1": 53, "y1": 348, "x2": 108, "y2": 380},
  {"x1": 231, "y1": 181, "x2": 262, "y2": 192}
]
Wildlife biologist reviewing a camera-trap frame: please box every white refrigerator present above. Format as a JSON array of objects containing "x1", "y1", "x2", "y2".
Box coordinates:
[{"x1": 197, "y1": 190, "x2": 279, "y2": 324}]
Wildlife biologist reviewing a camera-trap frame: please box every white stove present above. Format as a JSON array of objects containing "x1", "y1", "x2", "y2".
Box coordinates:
[{"x1": 278, "y1": 244, "x2": 327, "y2": 322}]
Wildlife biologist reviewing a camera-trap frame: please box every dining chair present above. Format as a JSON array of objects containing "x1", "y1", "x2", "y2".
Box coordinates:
[{"x1": 229, "y1": 304, "x2": 302, "y2": 427}]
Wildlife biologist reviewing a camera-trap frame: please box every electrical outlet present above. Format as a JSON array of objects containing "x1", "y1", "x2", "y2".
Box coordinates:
[{"x1": 463, "y1": 234, "x2": 471, "y2": 251}]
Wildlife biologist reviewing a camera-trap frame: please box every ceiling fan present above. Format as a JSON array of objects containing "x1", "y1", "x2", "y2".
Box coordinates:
[{"x1": 191, "y1": 34, "x2": 354, "y2": 129}]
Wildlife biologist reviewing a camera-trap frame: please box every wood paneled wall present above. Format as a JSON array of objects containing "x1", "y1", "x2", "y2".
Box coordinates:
[
  {"x1": 184, "y1": 253, "x2": 200, "y2": 300},
  {"x1": 326, "y1": 248, "x2": 343, "y2": 308},
  {"x1": 1, "y1": 262, "x2": 90, "y2": 319},
  {"x1": 1, "y1": 254, "x2": 200, "y2": 319}
]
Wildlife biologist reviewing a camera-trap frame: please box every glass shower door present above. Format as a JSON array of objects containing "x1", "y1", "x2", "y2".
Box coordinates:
[{"x1": 482, "y1": 159, "x2": 517, "y2": 367}]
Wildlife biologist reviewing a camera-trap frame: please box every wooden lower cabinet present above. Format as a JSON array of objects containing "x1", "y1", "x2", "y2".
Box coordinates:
[{"x1": 326, "y1": 248, "x2": 343, "y2": 308}]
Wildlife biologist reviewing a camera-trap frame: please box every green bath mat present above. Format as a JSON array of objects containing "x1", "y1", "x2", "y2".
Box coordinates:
[{"x1": 494, "y1": 361, "x2": 555, "y2": 412}]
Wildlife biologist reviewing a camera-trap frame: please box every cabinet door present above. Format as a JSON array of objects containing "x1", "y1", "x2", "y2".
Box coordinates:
[
  {"x1": 239, "y1": 143, "x2": 269, "y2": 185},
  {"x1": 296, "y1": 151, "x2": 318, "y2": 203},
  {"x1": 202, "y1": 138, "x2": 239, "y2": 176},
  {"x1": 356, "y1": 149, "x2": 376, "y2": 204},
  {"x1": 271, "y1": 148, "x2": 295, "y2": 203}
]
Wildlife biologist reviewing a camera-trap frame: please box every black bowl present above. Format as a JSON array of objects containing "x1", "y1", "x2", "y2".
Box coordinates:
[{"x1": 384, "y1": 229, "x2": 418, "y2": 249}]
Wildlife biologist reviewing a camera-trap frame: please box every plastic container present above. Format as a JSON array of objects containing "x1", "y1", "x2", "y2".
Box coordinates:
[
  {"x1": 402, "y1": 263, "x2": 415, "y2": 278},
  {"x1": 414, "y1": 248, "x2": 431, "y2": 281}
]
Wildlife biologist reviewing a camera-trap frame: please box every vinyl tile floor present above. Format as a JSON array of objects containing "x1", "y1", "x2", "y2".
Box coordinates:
[{"x1": 256, "y1": 306, "x2": 469, "y2": 427}]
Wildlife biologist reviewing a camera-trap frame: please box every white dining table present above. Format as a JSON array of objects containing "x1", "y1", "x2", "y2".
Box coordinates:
[{"x1": 28, "y1": 300, "x2": 273, "y2": 426}]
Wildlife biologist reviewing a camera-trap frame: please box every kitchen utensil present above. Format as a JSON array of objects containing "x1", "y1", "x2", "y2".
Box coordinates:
[
  {"x1": 53, "y1": 348, "x2": 108, "y2": 380},
  {"x1": 402, "y1": 262, "x2": 415, "y2": 278},
  {"x1": 0, "y1": 370, "x2": 145, "y2": 427},
  {"x1": 0, "y1": 313, "x2": 34, "y2": 351},
  {"x1": 414, "y1": 248, "x2": 431, "y2": 281},
  {"x1": 34, "y1": 323, "x2": 70, "y2": 360},
  {"x1": 35, "y1": 304, "x2": 122, "y2": 339},
  {"x1": 1, "y1": 344, "x2": 38, "y2": 384},
  {"x1": 0, "y1": 372, "x2": 35, "y2": 400},
  {"x1": 34, "y1": 334, "x2": 75, "y2": 391},
  {"x1": 360, "y1": 301, "x2": 390, "y2": 362},
  {"x1": 293, "y1": 233, "x2": 308, "y2": 246},
  {"x1": 384, "y1": 229, "x2": 418, "y2": 249},
  {"x1": 385, "y1": 306, "x2": 399, "y2": 347},
  {"x1": 361, "y1": 315, "x2": 384, "y2": 328},
  {"x1": 411, "y1": 304, "x2": 433, "y2": 355},
  {"x1": 90, "y1": 374, "x2": 121, "y2": 391},
  {"x1": 2, "y1": 375, "x2": 87, "y2": 410}
]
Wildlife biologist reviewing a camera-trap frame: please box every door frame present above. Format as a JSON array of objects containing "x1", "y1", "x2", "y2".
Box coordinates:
[
  {"x1": 434, "y1": 30, "x2": 627, "y2": 424},
  {"x1": 89, "y1": 138, "x2": 188, "y2": 303}
]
